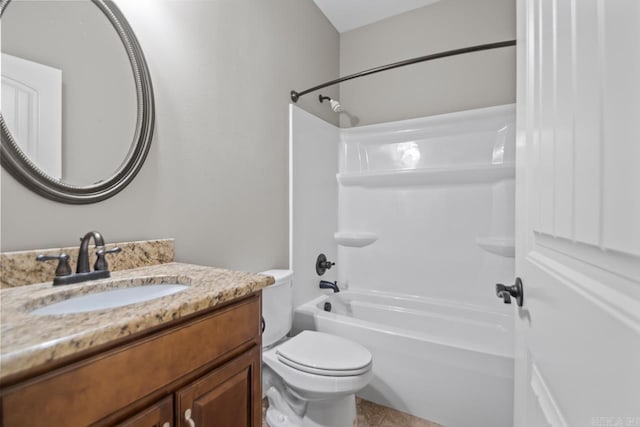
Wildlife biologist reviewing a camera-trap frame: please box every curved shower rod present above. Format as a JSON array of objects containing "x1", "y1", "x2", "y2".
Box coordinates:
[{"x1": 290, "y1": 40, "x2": 516, "y2": 103}]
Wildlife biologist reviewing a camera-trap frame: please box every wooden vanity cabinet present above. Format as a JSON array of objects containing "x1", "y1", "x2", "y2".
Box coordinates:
[{"x1": 0, "y1": 293, "x2": 263, "y2": 427}]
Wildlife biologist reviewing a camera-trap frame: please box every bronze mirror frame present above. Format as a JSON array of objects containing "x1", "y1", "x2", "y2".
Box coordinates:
[{"x1": 0, "y1": 0, "x2": 154, "y2": 204}]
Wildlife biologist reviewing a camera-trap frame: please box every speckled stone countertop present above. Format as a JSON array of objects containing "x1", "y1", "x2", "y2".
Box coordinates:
[
  {"x1": 0, "y1": 239, "x2": 175, "y2": 288},
  {"x1": 0, "y1": 262, "x2": 274, "y2": 381}
]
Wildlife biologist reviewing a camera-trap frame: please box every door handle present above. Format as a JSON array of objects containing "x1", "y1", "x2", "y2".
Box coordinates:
[{"x1": 495, "y1": 277, "x2": 524, "y2": 307}]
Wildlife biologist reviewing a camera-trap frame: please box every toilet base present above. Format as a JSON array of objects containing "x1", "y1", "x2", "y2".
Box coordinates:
[
  {"x1": 266, "y1": 386, "x2": 356, "y2": 427},
  {"x1": 303, "y1": 395, "x2": 356, "y2": 427}
]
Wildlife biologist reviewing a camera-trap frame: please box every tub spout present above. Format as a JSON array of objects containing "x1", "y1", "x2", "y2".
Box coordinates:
[{"x1": 319, "y1": 280, "x2": 340, "y2": 293}]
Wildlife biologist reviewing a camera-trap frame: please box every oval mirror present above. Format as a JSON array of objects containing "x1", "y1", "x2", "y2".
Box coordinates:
[{"x1": 0, "y1": 0, "x2": 154, "y2": 204}]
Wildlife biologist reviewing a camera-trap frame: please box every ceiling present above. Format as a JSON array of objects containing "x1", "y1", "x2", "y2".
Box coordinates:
[{"x1": 312, "y1": 0, "x2": 441, "y2": 33}]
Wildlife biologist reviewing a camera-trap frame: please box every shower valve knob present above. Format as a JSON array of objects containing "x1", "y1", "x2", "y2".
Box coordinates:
[
  {"x1": 315, "y1": 253, "x2": 335, "y2": 276},
  {"x1": 320, "y1": 260, "x2": 335, "y2": 269},
  {"x1": 495, "y1": 278, "x2": 524, "y2": 307}
]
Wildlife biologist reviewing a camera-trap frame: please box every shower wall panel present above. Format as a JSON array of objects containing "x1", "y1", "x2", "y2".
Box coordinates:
[
  {"x1": 337, "y1": 104, "x2": 516, "y2": 310},
  {"x1": 289, "y1": 105, "x2": 339, "y2": 307}
]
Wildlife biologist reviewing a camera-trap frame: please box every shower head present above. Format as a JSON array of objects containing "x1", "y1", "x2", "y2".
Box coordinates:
[
  {"x1": 319, "y1": 94, "x2": 343, "y2": 113},
  {"x1": 329, "y1": 99, "x2": 343, "y2": 113}
]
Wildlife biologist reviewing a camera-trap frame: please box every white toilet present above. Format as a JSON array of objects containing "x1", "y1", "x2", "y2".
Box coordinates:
[{"x1": 260, "y1": 269, "x2": 373, "y2": 427}]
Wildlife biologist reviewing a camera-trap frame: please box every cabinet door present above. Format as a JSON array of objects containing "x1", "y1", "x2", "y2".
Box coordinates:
[
  {"x1": 176, "y1": 346, "x2": 261, "y2": 427},
  {"x1": 116, "y1": 396, "x2": 173, "y2": 427}
]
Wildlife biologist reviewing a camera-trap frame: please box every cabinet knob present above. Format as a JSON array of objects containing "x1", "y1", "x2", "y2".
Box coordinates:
[{"x1": 184, "y1": 408, "x2": 196, "y2": 427}]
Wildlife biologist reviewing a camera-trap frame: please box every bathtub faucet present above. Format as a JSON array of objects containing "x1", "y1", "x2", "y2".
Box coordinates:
[{"x1": 319, "y1": 280, "x2": 340, "y2": 293}]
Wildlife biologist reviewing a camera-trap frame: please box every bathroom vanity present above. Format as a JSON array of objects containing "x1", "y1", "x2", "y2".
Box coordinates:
[{"x1": 0, "y1": 262, "x2": 273, "y2": 427}]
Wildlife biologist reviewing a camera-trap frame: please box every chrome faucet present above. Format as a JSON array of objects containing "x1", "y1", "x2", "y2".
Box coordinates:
[
  {"x1": 319, "y1": 280, "x2": 340, "y2": 293},
  {"x1": 37, "y1": 231, "x2": 121, "y2": 286}
]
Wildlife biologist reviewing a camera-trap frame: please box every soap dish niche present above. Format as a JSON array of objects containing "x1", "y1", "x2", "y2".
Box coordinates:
[
  {"x1": 476, "y1": 236, "x2": 515, "y2": 257},
  {"x1": 334, "y1": 232, "x2": 378, "y2": 248}
]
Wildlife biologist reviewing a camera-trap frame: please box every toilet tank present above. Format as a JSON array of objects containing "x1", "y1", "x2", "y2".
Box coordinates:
[{"x1": 260, "y1": 269, "x2": 294, "y2": 348}]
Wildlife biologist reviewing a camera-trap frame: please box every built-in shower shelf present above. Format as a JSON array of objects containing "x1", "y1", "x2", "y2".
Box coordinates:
[
  {"x1": 476, "y1": 236, "x2": 515, "y2": 257},
  {"x1": 334, "y1": 232, "x2": 378, "y2": 247},
  {"x1": 337, "y1": 163, "x2": 515, "y2": 187}
]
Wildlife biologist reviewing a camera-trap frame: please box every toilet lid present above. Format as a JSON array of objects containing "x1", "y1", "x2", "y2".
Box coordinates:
[{"x1": 276, "y1": 331, "x2": 372, "y2": 377}]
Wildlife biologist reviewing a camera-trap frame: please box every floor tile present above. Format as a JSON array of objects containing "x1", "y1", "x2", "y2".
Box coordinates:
[
  {"x1": 356, "y1": 397, "x2": 387, "y2": 426},
  {"x1": 262, "y1": 397, "x2": 441, "y2": 427},
  {"x1": 377, "y1": 405, "x2": 442, "y2": 427}
]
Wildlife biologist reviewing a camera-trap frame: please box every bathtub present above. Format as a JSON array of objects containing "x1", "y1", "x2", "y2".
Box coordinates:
[{"x1": 293, "y1": 289, "x2": 514, "y2": 427}]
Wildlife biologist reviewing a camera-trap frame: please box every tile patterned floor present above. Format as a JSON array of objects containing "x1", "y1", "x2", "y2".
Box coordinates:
[{"x1": 262, "y1": 397, "x2": 442, "y2": 427}]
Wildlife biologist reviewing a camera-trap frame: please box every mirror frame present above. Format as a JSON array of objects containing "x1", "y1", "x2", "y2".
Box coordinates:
[{"x1": 0, "y1": 0, "x2": 154, "y2": 204}]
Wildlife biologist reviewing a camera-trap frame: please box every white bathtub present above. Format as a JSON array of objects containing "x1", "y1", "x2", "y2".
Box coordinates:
[{"x1": 293, "y1": 289, "x2": 514, "y2": 427}]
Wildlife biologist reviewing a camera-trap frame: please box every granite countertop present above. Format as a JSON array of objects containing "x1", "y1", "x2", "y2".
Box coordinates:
[{"x1": 0, "y1": 262, "x2": 274, "y2": 381}]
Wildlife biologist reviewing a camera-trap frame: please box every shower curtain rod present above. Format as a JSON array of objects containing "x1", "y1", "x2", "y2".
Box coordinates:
[{"x1": 290, "y1": 40, "x2": 516, "y2": 103}]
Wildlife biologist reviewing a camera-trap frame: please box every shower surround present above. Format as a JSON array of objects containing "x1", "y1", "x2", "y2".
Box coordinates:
[
  {"x1": 337, "y1": 104, "x2": 516, "y2": 308},
  {"x1": 289, "y1": 104, "x2": 516, "y2": 427}
]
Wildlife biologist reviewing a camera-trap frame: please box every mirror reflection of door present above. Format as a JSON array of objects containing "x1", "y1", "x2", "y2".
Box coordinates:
[
  {"x1": 1, "y1": 0, "x2": 137, "y2": 185},
  {"x1": 1, "y1": 53, "x2": 62, "y2": 179}
]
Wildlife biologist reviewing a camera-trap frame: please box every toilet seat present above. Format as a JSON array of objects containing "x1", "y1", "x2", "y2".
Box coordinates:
[
  {"x1": 277, "y1": 356, "x2": 371, "y2": 376},
  {"x1": 275, "y1": 331, "x2": 372, "y2": 377},
  {"x1": 263, "y1": 345, "x2": 373, "y2": 400}
]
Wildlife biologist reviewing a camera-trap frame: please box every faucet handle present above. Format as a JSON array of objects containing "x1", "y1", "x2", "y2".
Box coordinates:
[
  {"x1": 36, "y1": 253, "x2": 72, "y2": 277},
  {"x1": 94, "y1": 247, "x2": 122, "y2": 271}
]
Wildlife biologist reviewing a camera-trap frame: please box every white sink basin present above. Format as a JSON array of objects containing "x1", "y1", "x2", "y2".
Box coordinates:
[{"x1": 31, "y1": 284, "x2": 188, "y2": 315}]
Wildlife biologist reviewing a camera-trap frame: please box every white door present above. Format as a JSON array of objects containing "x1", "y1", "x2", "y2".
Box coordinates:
[
  {"x1": 513, "y1": 0, "x2": 640, "y2": 425},
  {"x1": 1, "y1": 53, "x2": 62, "y2": 179}
]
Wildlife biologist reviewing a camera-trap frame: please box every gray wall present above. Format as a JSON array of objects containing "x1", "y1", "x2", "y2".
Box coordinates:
[
  {"x1": 339, "y1": 0, "x2": 516, "y2": 127},
  {"x1": 0, "y1": 0, "x2": 339, "y2": 274}
]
